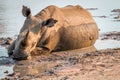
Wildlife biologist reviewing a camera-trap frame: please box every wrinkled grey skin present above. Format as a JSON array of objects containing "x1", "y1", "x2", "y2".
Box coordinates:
[{"x1": 7, "y1": 5, "x2": 98, "y2": 60}]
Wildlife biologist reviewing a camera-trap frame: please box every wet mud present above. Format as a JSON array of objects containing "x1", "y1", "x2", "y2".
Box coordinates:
[
  {"x1": 0, "y1": 57, "x2": 15, "y2": 66},
  {"x1": 100, "y1": 31, "x2": 120, "y2": 41},
  {"x1": 111, "y1": 9, "x2": 120, "y2": 22},
  {"x1": 1, "y1": 48, "x2": 120, "y2": 80},
  {"x1": 93, "y1": 15, "x2": 108, "y2": 18},
  {"x1": 86, "y1": 8, "x2": 98, "y2": 10},
  {"x1": 0, "y1": 36, "x2": 16, "y2": 48},
  {"x1": 0, "y1": 37, "x2": 13, "y2": 48}
]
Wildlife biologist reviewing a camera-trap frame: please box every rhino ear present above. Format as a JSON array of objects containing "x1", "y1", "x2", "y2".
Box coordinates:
[
  {"x1": 22, "y1": 5, "x2": 31, "y2": 17},
  {"x1": 42, "y1": 18, "x2": 58, "y2": 27}
]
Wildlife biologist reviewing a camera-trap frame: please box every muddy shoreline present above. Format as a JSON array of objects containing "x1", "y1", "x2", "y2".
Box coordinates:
[
  {"x1": 0, "y1": 31, "x2": 120, "y2": 80},
  {"x1": 100, "y1": 31, "x2": 120, "y2": 41},
  {"x1": 1, "y1": 48, "x2": 120, "y2": 80}
]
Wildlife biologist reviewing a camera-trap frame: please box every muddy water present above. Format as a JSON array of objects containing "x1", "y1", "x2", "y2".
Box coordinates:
[
  {"x1": 0, "y1": 46, "x2": 14, "y2": 78},
  {"x1": 0, "y1": 0, "x2": 120, "y2": 79},
  {"x1": 12, "y1": 46, "x2": 96, "y2": 78},
  {"x1": 0, "y1": 65, "x2": 14, "y2": 79},
  {"x1": 95, "y1": 40, "x2": 120, "y2": 49}
]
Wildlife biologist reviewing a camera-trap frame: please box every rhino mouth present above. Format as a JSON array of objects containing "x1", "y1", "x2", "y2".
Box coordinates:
[
  {"x1": 10, "y1": 51, "x2": 29, "y2": 60},
  {"x1": 12, "y1": 56, "x2": 28, "y2": 60}
]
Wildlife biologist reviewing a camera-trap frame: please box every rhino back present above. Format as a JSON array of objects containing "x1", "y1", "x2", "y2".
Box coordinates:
[
  {"x1": 35, "y1": 5, "x2": 95, "y2": 26},
  {"x1": 55, "y1": 23, "x2": 98, "y2": 51},
  {"x1": 61, "y1": 5, "x2": 95, "y2": 26}
]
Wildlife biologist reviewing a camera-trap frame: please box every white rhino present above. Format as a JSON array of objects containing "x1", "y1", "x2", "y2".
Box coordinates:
[{"x1": 8, "y1": 5, "x2": 98, "y2": 60}]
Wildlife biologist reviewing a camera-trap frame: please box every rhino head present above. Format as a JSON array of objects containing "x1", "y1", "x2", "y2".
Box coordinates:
[{"x1": 10, "y1": 6, "x2": 57, "y2": 60}]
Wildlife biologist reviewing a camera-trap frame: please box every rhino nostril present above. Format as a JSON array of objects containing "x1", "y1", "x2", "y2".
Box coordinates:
[{"x1": 8, "y1": 51, "x2": 13, "y2": 56}]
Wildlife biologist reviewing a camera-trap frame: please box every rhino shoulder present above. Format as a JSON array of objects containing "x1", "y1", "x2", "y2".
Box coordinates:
[{"x1": 35, "y1": 5, "x2": 59, "y2": 20}]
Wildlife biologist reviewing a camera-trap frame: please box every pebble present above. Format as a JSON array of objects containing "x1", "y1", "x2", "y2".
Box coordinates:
[
  {"x1": 96, "y1": 62, "x2": 105, "y2": 67},
  {"x1": 4, "y1": 70, "x2": 9, "y2": 74}
]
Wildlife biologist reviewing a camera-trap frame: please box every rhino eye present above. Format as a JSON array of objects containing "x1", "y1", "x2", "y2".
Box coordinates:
[{"x1": 21, "y1": 41, "x2": 26, "y2": 47}]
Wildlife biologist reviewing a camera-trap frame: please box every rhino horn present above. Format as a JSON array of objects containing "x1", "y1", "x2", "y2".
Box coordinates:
[
  {"x1": 25, "y1": 30, "x2": 29, "y2": 40},
  {"x1": 22, "y1": 30, "x2": 29, "y2": 42}
]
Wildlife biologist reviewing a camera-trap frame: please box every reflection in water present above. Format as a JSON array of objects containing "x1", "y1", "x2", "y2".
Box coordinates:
[
  {"x1": 14, "y1": 60, "x2": 58, "y2": 76},
  {"x1": 0, "y1": 46, "x2": 7, "y2": 56},
  {"x1": 0, "y1": 56, "x2": 15, "y2": 79},
  {"x1": 13, "y1": 46, "x2": 96, "y2": 77},
  {"x1": 0, "y1": 66, "x2": 14, "y2": 79},
  {"x1": 95, "y1": 40, "x2": 120, "y2": 49},
  {"x1": 0, "y1": 0, "x2": 24, "y2": 37}
]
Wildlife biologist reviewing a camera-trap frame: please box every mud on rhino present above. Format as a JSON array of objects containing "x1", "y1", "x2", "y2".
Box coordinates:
[{"x1": 7, "y1": 5, "x2": 98, "y2": 60}]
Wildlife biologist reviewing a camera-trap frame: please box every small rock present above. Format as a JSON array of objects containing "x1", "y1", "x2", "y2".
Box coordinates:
[
  {"x1": 7, "y1": 72, "x2": 15, "y2": 76},
  {"x1": 4, "y1": 70, "x2": 9, "y2": 74},
  {"x1": 68, "y1": 57, "x2": 79, "y2": 65},
  {"x1": 96, "y1": 62, "x2": 105, "y2": 67},
  {"x1": 44, "y1": 70, "x2": 55, "y2": 76},
  {"x1": 60, "y1": 76, "x2": 69, "y2": 80},
  {"x1": 82, "y1": 53, "x2": 91, "y2": 58}
]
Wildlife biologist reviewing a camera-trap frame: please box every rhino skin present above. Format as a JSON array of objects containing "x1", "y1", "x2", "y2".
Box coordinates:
[{"x1": 7, "y1": 5, "x2": 98, "y2": 60}]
